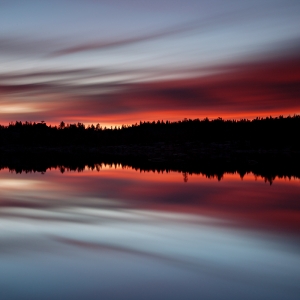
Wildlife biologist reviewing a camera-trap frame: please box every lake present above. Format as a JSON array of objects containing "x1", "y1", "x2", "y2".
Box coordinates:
[{"x1": 0, "y1": 164, "x2": 299, "y2": 300}]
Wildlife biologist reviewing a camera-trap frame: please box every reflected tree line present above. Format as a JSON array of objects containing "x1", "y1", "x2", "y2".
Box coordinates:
[
  {"x1": 0, "y1": 160, "x2": 299, "y2": 185},
  {"x1": 0, "y1": 115, "x2": 299, "y2": 148}
]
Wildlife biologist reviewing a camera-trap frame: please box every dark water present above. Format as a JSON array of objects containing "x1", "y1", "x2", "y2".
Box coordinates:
[{"x1": 0, "y1": 165, "x2": 299, "y2": 300}]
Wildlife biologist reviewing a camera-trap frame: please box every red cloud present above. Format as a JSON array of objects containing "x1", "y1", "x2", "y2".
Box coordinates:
[{"x1": 0, "y1": 54, "x2": 299, "y2": 126}]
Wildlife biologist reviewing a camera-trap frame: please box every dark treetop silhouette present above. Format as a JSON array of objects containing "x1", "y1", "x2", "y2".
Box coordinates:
[{"x1": 1, "y1": 115, "x2": 300, "y2": 147}]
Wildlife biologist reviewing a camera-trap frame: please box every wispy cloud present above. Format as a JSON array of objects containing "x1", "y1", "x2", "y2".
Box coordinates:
[
  {"x1": 49, "y1": 20, "x2": 203, "y2": 57},
  {"x1": 48, "y1": 6, "x2": 264, "y2": 57},
  {"x1": 0, "y1": 44, "x2": 299, "y2": 125}
]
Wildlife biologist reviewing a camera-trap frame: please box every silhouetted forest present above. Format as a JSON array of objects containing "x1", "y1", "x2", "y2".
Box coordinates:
[
  {"x1": 0, "y1": 115, "x2": 299, "y2": 148},
  {"x1": 0, "y1": 116, "x2": 300, "y2": 178}
]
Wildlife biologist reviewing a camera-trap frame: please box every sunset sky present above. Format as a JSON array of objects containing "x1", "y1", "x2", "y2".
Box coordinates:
[{"x1": 0, "y1": 0, "x2": 300, "y2": 127}]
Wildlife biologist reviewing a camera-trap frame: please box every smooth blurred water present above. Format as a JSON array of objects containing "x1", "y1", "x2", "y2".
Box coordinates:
[{"x1": 0, "y1": 166, "x2": 299, "y2": 300}]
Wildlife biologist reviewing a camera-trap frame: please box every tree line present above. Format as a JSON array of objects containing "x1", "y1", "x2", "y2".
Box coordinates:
[{"x1": 0, "y1": 115, "x2": 299, "y2": 148}]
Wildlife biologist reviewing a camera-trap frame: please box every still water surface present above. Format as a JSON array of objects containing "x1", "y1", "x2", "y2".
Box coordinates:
[{"x1": 0, "y1": 165, "x2": 299, "y2": 300}]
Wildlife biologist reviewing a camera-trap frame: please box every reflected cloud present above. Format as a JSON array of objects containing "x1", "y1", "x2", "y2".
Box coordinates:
[
  {"x1": 0, "y1": 179, "x2": 42, "y2": 189},
  {"x1": 0, "y1": 167, "x2": 299, "y2": 234}
]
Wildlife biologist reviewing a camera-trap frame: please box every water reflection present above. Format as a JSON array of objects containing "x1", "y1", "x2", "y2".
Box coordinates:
[
  {"x1": 0, "y1": 166, "x2": 299, "y2": 300},
  {"x1": 2, "y1": 160, "x2": 300, "y2": 185}
]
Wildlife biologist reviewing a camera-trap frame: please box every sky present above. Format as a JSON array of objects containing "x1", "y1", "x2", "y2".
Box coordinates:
[{"x1": 0, "y1": 0, "x2": 300, "y2": 127}]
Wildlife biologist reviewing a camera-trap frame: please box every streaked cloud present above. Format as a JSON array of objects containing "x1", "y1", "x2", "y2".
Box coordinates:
[
  {"x1": 0, "y1": 0, "x2": 299, "y2": 125},
  {"x1": 0, "y1": 48, "x2": 299, "y2": 125}
]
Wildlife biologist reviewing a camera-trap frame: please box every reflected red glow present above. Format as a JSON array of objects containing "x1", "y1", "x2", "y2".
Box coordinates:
[
  {"x1": 1, "y1": 167, "x2": 299, "y2": 234},
  {"x1": 61, "y1": 168, "x2": 300, "y2": 234}
]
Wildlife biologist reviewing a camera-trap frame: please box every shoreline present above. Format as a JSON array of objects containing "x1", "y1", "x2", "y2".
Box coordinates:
[{"x1": 1, "y1": 143, "x2": 299, "y2": 183}]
